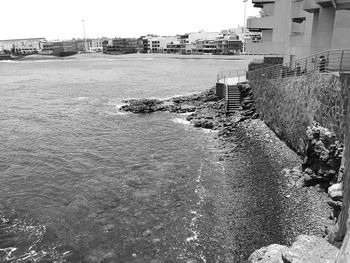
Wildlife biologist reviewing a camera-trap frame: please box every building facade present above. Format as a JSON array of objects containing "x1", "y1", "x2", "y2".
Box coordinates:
[
  {"x1": 246, "y1": 0, "x2": 350, "y2": 62},
  {"x1": 179, "y1": 31, "x2": 220, "y2": 54},
  {"x1": 103, "y1": 38, "x2": 139, "y2": 54},
  {"x1": 0, "y1": 38, "x2": 46, "y2": 55}
]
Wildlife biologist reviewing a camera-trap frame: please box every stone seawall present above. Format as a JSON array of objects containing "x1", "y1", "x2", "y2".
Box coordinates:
[
  {"x1": 250, "y1": 72, "x2": 349, "y2": 154},
  {"x1": 247, "y1": 72, "x2": 350, "y2": 262},
  {"x1": 336, "y1": 75, "x2": 350, "y2": 262}
]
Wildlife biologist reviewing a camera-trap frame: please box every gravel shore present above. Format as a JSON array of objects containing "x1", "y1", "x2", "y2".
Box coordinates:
[{"x1": 121, "y1": 89, "x2": 335, "y2": 260}]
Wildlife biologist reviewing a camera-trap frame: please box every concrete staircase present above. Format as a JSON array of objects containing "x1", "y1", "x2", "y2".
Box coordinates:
[{"x1": 226, "y1": 85, "x2": 242, "y2": 113}]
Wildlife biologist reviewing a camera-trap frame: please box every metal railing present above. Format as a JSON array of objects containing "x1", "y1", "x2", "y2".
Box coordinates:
[
  {"x1": 247, "y1": 49, "x2": 350, "y2": 81},
  {"x1": 217, "y1": 69, "x2": 247, "y2": 84}
]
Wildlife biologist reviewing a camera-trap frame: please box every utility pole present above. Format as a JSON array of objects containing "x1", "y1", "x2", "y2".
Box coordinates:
[
  {"x1": 243, "y1": 0, "x2": 248, "y2": 54},
  {"x1": 82, "y1": 19, "x2": 87, "y2": 52}
]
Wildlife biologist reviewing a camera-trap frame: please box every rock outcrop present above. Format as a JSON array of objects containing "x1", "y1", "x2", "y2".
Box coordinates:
[
  {"x1": 120, "y1": 99, "x2": 164, "y2": 113},
  {"x1": 302, "y1": 123, "x2": 343, "y2": 186},
  {"x1": 238, "y1": 83, "x2": 259, "y2": 119}
]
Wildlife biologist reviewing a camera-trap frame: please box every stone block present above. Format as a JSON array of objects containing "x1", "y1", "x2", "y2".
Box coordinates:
[
  {"x1": 282, "y1": 235, "x2": 338, "y2": 263},
  {"x1": 328, "y1": 182, "x2": 343, "y2": 201},
  {"x1": 248, "y1": 244, "x2": 287, "y2": 263}
]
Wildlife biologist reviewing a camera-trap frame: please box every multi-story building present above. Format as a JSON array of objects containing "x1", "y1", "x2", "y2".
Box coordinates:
[
  {"x1": 41, "y1": 41, "x2": 77, "y2": 55},
  {"x1": 246, "y1": 0, "x2": 350, "y2": 62},
  {"x1": 179, "y1": 31, "x2": 219, "y2": 54},
  {"x1": 139, "y1": 34, "x2": 158, "y2": 53},
  {"x1": 74, "y1": 39, "x2": 104, "y2": 52},
  {"x1": 86, "y1": 39, "x2": 104, "y2": 52},
  {"x1": 151, "y1": 36, "x2": 179, "y2": 53},
  {"x1": 215, "y1": 37, "x2": 243, "y2": 55},
  {"x1": 103, "y1": 38, "x2": 139, "y2": 54},
  {"x1": 192, "y1": 39, "x2": 217, "y2": 54},
  {"x1": 166, "y1": 41, "x2": 181, "y2": 53},
  {"x1": 0, "y1": 38, "x2": 46, "y2": 55}
]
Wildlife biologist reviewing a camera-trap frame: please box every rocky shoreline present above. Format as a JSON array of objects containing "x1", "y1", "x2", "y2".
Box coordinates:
[{"x1": 121, "y1": 85, "x2": 343, "y2": 262}]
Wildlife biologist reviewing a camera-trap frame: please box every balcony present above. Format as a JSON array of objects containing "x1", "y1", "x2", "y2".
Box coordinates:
[
  {"x1": 316, "y1": 0, "x2": 334, "y2": 7},
  {"x1": 303, "y1": 0, "x2": 320, "y2": 12},
  {"x1": 252, "y1": 0, "x2": 275, "y2": 8},
  {"x1": 335, "y1": 0, "x2": 350, "y2": 9},
  {"x1": 247, "y1": 16, "x2": 274, "y2": 31}
]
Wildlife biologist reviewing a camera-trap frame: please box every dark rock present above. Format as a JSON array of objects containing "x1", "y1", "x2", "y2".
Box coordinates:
[
  {"x1": 304, "y1": 168, "x2": 314, "y2": 175},
  {"x1": 186, "y1": 113, "x2": 197, "y2": 121},
  {"x1": 205, "y1": 94, "x2": 219, "y2": 102},
  {"x1": 201, "y1": 120, "x2": 214, "y2": 129},
  {"x1": 121, "y1": 99, "x2": 162, "y2": 114},
  {"x1": 193, "y1": 120, "x2": 203, "y2": 128},
  {"x1": 327, "y1": 200, "x2": 342, "y2": 209},
  {"x1": 251, "y1": 113, "x2": 259, "y2": 119},
  {"x1": 180, "y1": 105, "x2": 196, "y2": 112}
]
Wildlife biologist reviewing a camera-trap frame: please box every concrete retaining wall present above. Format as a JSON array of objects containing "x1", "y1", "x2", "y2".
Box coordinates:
[
  {"x1": 216, "y1": 83, "x2": 226, "y2": 99},
  {"x1": 250, "y1": 72, "x2": 349, "y2": 154}
]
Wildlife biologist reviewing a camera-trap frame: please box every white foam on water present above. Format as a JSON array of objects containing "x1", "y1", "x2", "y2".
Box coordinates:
[
  {"x1": 0, "y1": 60, "x2": 15, "y2": 63},
  {"x1": 180, "y1": 112, "x2": 193, "y2": 116},
  {"x1": 102, "y1": 110, "x2": 128, "y2": 116},
  {"x1": 171, "y1": 118, "x2": 191, "y2": 125},
  {"x1": 201, "y1": 129, "x2": 219, "y2": 134}
]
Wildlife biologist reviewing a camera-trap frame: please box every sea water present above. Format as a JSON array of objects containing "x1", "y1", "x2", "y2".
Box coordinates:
[{"x1": 0, "y1": 53, "x2": 263, "y2": 262}]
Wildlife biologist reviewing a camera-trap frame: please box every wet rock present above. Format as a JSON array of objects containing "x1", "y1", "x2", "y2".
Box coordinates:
[
  {"x1": 121, "y1": 99, "x2": 162, "y2": 113},
  {"x1": 248, "y1": 244, "x2": 287, "y2": 263},
  {"x1": 328, "y1": 183, "x2": 343, "y2": 201},
  {"x1": 327, "y1": 200, "x2": 342, "y2": 209},
  {"x1": 281, "y1": 235, "x2": 338, "y2": 263},
  {"x1": 178, "y1": 105, "x2": 196, "y2": 113},
  {"x1": 205, "y1": 94, "x2": 219, "y2": 102},
  {"x1": 201, "y1": 120, "x2": 214, "y2": 129},
  {"x1": 193, "y1": 119, "x2": 203, "y2": 128}
]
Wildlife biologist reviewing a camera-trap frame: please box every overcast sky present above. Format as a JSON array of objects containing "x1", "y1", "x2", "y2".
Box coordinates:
[{"x1": 1, "y1": 0, "x2": 260, "y2": 40}]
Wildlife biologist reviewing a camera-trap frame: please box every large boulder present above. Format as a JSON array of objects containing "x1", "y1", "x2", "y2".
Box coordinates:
[
  {"x1": 281, "y1": 235, "x2": 338, "y2": 263},
  {"x1": 302, "y1": 123, "x2": 343, "y2": 185},
  {"x1": 328, "y1": 183, "x2": 343, "y2": 201},
  {"x1": 248, "y1": 244, "x2": 287, "y2": 263}
]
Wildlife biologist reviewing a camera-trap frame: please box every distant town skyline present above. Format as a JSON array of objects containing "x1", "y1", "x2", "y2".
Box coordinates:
[{"x1": 1, "y1": 0, "x2": 259, "y2": 40}]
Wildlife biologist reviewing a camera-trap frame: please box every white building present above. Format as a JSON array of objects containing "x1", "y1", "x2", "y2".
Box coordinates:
[
  {"x1": 179, "y1": 31, "x2": 220, "y2": 54},
  {"x1": 86, "y1": 39, "x2": 104, "y2": 52},
  {"x1": 150, "y1": 36, "x2": 179, "y2": 53}
]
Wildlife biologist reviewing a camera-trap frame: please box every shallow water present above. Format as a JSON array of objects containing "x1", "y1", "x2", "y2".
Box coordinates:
[{"x1": 0, "y1": 53, "x2": 293, "y2": 262}]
